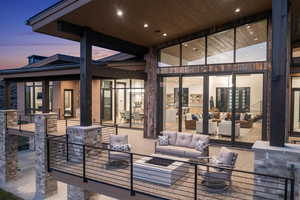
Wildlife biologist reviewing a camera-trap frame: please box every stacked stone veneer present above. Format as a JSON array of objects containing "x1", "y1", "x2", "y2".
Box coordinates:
[
  {"x1": 0, "y1": 110, "x2": 18, "y2": 184},
  {"x1": 253, "y1": 141, "x2": 300, "y2": 200},
  {"x1": 68, "y1": 185, "x2": 95, "y2": 200},
  {"x1": 34, "y1": 113, "x2": 58, "y2": 199},
  {"x1": 67, "y1": 126, "x2": 101, "y2": 163}
]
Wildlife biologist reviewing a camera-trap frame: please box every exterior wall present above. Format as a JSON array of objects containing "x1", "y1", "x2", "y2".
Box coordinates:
[
  {"x1": 92, "y1": 80, "x2": 100, "y2": 122},
  {"x1": 17, "y1": 82, "x2": 25, "y2": 115}
]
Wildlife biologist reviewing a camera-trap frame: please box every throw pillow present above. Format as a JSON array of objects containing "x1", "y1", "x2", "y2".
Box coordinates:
[
  {"x1": 195, "y1": 140, "x2": 207, "y2": 152},
  {"x1": 111, "y1": 144, "x2": 131, "y2": 152},
  {"x1": 191, "y1": 114, "x2": 198, "y2": 121},
  {"x1": 158, "y1": 135, "x2": 169, "y2": 146}
]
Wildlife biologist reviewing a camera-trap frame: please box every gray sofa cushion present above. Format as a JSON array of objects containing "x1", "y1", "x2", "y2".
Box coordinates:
[
  {"x1": 184, "y1": 148, "x2": 205, "y2": 158},
  {"x1": 190, "y1": 134, "x2": 209, "y2": 148},
  {"x1": 156, "y1": 145, "x2": 185, "y2": 157},
  {"x1": 161, "y1": 131, "x2": 177, "y2": 145},
  {"x1": 175, "y1": 132, "x2": 193, "y2": 147},
  {"x1": 217, "y1": 147, "x2": 235, "y2": 165}
]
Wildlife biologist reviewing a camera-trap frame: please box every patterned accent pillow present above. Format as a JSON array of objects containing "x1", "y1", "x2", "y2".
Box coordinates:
[
  {"x1": 111, "y1": 144, "x2": 131, "y2": 152},
  {"x1": 195, "y1": 140, "x2": 207, "y2": 152},
  {"x1": 158, "y1": 135, "x2": 169, "y2": 146}
]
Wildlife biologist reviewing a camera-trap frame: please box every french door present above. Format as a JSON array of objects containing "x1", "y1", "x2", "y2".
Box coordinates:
[{"x1": 291, "y1": 88, "x2": 300, "y2": 136}]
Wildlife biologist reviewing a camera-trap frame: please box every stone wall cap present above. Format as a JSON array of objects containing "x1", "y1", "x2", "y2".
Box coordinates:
[
  {"x1": 34, "y1": 112, "x2": 57, "y2": 116},
  {"x1": 0, "y1": 109, "x2": 17, "y2": 113},
  {"x1": 252, "y1": 141, "x2": 300, "y2": 154},
  {"x1": 67, "y1": 125, "x2": 101, "y2": 130}
]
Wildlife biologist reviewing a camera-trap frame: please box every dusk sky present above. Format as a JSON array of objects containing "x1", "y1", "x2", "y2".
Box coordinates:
[{"x1": 0, "y1": 0, "x2": 116, "y2": 69}]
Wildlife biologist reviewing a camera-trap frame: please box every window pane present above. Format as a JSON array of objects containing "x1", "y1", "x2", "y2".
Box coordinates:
[
  {"x1": 182, "y1": 38, "x2": 205, "y2": 65},
  {"x1": 163, "y1": 77, "x2": 179, "y2": 131},
  {"x1": 235, "y1": 74, "x2": 263, "y2": 143},
  {"x1": 293, "y1": 47, "x2": 300, "y2": 58},
  {"x1": 181, "y1": 76, "x2": 203, "y2": 133},
  {"x1": 236, "y1": 20, "x2": 267, "y2": 62},
  {"x1": 207, "y1": 30, "x2": 234, "y2": 64},
  {"x1": 159, "y1": 45, "x2": 180, "y2": 67}
]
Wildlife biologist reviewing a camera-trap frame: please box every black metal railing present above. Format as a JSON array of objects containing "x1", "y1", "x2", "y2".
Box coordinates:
[{"x1": 47, "y1": 137, "x2": 295, "y2": 200}]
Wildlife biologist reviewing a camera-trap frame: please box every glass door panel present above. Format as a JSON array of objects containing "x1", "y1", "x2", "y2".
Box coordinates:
[
  {"x1": 64, "y1": 90, "x2": 73, "y2": 118},
  {"x1": 235, "y1": 74, "x2": 263, "y2": 143},
  {"x1": 208, "y1": 75, "x2": 232, "y2": 141},
  {"x1": 162, "y1": 77, "x2": 179, "y2": 131},
  {"x1": 131, "y1": 88, "x2": 144, "y2": 128},
  {"x1": 181, "y1": 76, "x2": 204, "y2": 133},
  {"x1": 292, "y1": 90, "x2": 300, "y2": 134}
]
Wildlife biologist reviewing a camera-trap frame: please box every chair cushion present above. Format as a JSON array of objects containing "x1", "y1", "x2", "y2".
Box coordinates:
[
  {"x1": 217, "y1": 147, "x2": 235, "y2": 165},
  {"x1": 110, "y1": 135, "x2": 128, "y2": 145},
  {"x1": 158, "y1": 135, "x2": 169, "y2": 146},
  {"x1": 190, "y1": 134, "x2": 209, "y2": 148},
  {"x1": 161, "y1": 131, "x2": 177, "y2": 145},
  {"x1": 175, "y1": 132, "x2": 193, "y2": 147},
  {"x1": 155, "y1": 145, "x2": 185, "y2": 157},
  {"x1": 110, "y1": 151, "x2": 130, "y2": 161},
  {"x1": 184, "y1": 148, "x2": 205, "y2": 158},
  {"x1": 111, "y1": 144, "x2": 130, "y2": 152}
]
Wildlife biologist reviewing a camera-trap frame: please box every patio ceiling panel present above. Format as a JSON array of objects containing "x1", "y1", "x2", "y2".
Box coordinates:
[{"x1": 27, "y1": 0, "x2": 273, "y2": 48}]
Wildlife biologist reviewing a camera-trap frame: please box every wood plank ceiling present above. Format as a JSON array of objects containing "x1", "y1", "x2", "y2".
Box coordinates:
[{"x1": 37, "y1": 0, "x2": 272, "y2": 48}]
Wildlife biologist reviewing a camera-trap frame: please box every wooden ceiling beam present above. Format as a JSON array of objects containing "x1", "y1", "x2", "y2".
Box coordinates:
[{"x1": 57, "y1": 21, "x2": 148, "y2": 57}]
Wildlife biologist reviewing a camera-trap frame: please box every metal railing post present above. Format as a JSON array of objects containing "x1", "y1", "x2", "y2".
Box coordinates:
[
  {"x1": 115, "y1": 124, "x2": 118, "y2": 135},
  {"x1": 130, "y1": 153, "x2": 135, "y2": 196},
  {"x1": 194, "y1": 164, "x2": 198, "y2": 200},
  {"x1": 5, "y1": 112, "x2": 7, "y2": 131},
  {"x1": 290, "y1": 179, "x2": 295, "y2": 200},
  {"x1": 66, "y1": 134, "x2": 69, "y2": 162},
  {"x1": 284, "y1": 179, "x2": 288, "y2": 200},
  {"x1": 19, "y1": 115, "x2": 21, "y2": 132},
  {"x1": 47, "y1": 138, "x2": 50, "y2": 172},
  {"x1": 83, "y1": 144, "x2": 87, "y2": 182},
  {"x1": 65, "y1": 119, "x2": 68, "y2": 134}
]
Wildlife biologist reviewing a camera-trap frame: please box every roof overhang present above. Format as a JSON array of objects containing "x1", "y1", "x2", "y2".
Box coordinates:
[{"x1": 28, "y1": 0, "x2": 296, "y2": 49}]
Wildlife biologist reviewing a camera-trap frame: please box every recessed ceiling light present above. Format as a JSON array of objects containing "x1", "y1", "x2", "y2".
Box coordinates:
[
  {"x1": 246, "y1": 25, "x2": 251, "y2": 29},
  {"x1": 235, "y1": 8, "x2": 240, "y2": 13},
  {"x1": 117, "y1": 9, "x2": 123, "y2": 17},
  {"x1": 163, "y1": 33, "x2": 167, "y2": 37},
  {"x1": 144, "y1": 23, "x2": 149, "y2": 28},
  {"x1": 183, "y1": 43, "x2": 188, "y2": 47}
]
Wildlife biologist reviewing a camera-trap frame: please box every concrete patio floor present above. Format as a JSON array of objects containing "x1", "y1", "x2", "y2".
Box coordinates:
[{"x1": 0, "y1": 128, "x2": 254, "y2": 200}]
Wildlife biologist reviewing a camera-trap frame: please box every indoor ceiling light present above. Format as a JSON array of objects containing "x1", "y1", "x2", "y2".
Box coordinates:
[
  {"x1": 246, "y1": 25, "x2": 251, "y2": 29},
  {"x1": 254, "y1": 38, "x2": 258, "y2": 41},
  {"x1": 163, "y1": 33, "x2": 167, "y2": 37},
  {"x1": 117, "y1": 9, "x2": 123, "y2": 17},
  {"x1": 183, "y1": 43, "x2": 188, "y2": 47},
  {"x1": 235, "y1": 8, "x2": 240, "y2": 13},
  {"x1": 144, "y1": 23, "x2": 149, "y2": 28}
]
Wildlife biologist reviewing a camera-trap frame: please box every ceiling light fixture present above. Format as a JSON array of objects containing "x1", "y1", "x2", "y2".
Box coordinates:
[
  {"x1": 183, "y1": 43, "x2": 188, "y2": 47},
  {"x1": 254, "y1": 38, "x2": 258, "y2": 41},
  {"x1": 163, "y1": 33, "x2": 167, "y2": 37},
  {"x1": 235, "y1": 8, "x2": 240, "y2": 13},
  {"x1": 246, "y1": 25, "x2": 251, "y2": 29},
  {"x1": 117, "y1": 9, "x2": 123, "y2": 17},
  {"x1": 144, "y1": 23, "x2": 149, "y2": 28}
]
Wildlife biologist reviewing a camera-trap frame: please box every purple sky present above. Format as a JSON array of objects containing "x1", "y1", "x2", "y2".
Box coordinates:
[{"x1": 0, "y1": 0, "x2": 116, "y2": 69}]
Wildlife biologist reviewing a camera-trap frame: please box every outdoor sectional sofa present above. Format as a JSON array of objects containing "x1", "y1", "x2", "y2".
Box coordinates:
[{"x1": 155, "y1": 131, "x2": 209, "y2": 159}]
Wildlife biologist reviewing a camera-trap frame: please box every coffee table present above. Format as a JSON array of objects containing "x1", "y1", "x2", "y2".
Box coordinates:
[{"x1": 133, "y1": 154, "x2": 189, "y2": 186}]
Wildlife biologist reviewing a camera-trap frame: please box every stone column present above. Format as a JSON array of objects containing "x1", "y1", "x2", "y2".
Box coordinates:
[
  {"x1": 34, "y1": 113, "x2": 58, "y2": 200},
  {"x1": 253, "y1": 141, "x2": 300, "y2": 200},
  {"x1": 29, "y1": 135, "x2": 35, "y2": 151},
  {"x1": 0, "y1": 110, "x2": 18, "y2": 184},
  {"x1": 66, "y1": 125, "x2": 101, "y2": 200}
]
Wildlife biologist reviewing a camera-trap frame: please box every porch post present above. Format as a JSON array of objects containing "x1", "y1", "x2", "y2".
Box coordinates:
[
  {"x1": 80, "y1": 29, "x2": 93, "y2": 126},
  {"x1": 3, "y1": 80, "x2": 10, "y2": 109},
  {"x1": 144, "y1": 48, "x2": 157, "y2": 138},
  {"x1": 270, "y1": 0, "x2": 291, "y2": 147},
  {"x1": 42, "y1": 80, "x2": 49, "y2": 113}
]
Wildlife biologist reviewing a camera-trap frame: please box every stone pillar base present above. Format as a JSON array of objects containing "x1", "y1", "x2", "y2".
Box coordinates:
[
  {"x1": 0, "y1": 110, "x2": 18, "y2": 184},
  {"x1": 67, "y1": 125, "x2": 101, "y2": 163},
  {"x1": 68, "y1": 185, "x2": 96, "y2": 200},
  {"x1": 34, "y1": 113, "x2": 58, "y2": 199},
  {"x1": 252, "y1": 141, "x2": 300, "y2": 200}
]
